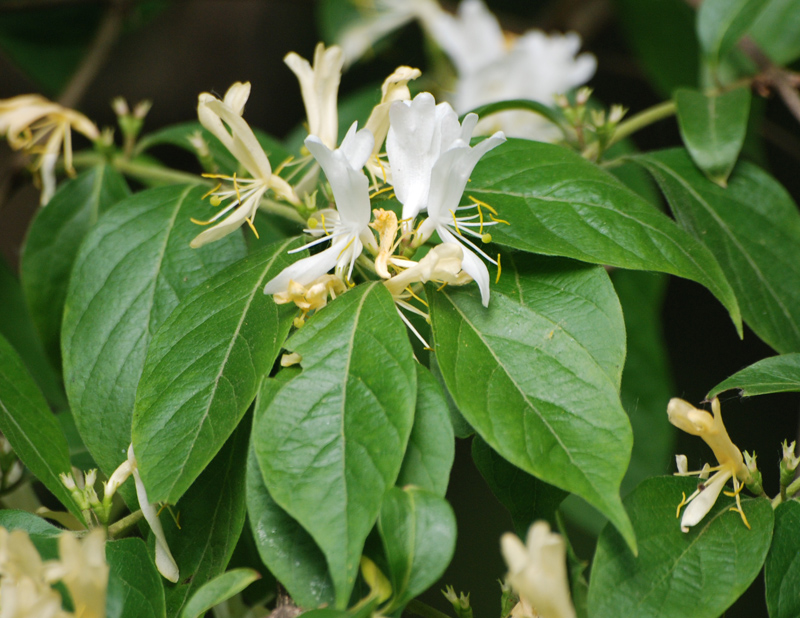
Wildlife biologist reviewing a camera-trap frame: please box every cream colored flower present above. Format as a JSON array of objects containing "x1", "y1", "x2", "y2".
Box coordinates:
[
  {"x1": 668, "y1": 398, "x2": 751, "y2": 532},
  {"x1": 0, "y1": 94, "x2": 99, "y2": 204},
  {"x1": 43, "y1": 529, "x2": 108, "y2": 618},
  {"x1": 273, "y1": 275, "x2": 347, "y2": 327},
  {"x1": 501, "y1": 521, "x2": 576, "y2": 618}
]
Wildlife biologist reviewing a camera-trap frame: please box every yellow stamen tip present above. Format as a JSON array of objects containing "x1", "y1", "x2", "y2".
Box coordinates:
[
  {"x1": 481, "y1": 233, "x2": 492, "y2": 243},
  {"x1": 308, "y1": 217, "x2": 318, "y2": 229},
  {"x1": 209, "y1": 195, "x2": 222, "y2": 207}
]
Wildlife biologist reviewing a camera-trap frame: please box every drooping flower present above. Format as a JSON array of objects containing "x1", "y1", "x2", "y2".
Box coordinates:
[
  {"x1": 191, "y1": 82, "x2": 299, "y2": 248},
  {"x1": 501, "y1": 521, "x2": 576, "y2": 618},
  {"x1": 263, "y1": 123, "x2": 376, "y2": 299},
  {"x1": 668, "y1": 398, "x2": 752, "y2": 532},
  {"x1": 0, "y1": 94, "x2": 99, "y2": 204}
]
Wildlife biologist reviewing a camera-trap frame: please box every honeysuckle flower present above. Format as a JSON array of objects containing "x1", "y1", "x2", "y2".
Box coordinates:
[
  {"x1": 43, "y1": 529, "x2": 108, "y2": 618},
  {"x1": 384, "y1": 242, "x2": 471, "y2": 297},
  {"x1": 273, "y1": 275, "x2": 347, "y2": 327},
  {"x1": 501, "y1": 521, "x2": 576, "y2": 618},
  {"x1": 668, "y1": 398, "x2": 752, "y2": 532},
  {"x1": 263, "y1": 123, "x2": 376, "y2": 298},
  {"x1": 0, "y1": 94, "x2": 99, "y2": 204},
  {"x1": 191, "y1": 82, "x2": 299, "y2": 248},
  {"x1": 427, "y1": 0, "x2": 596, "y2": 140}
]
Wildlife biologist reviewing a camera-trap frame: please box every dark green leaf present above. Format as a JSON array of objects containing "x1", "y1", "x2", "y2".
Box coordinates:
[
  {"x1": 22, "y1": 165, "x2": 129, "y2": 368},
  {"x1": 675, "y1": 87, "x2": 751, "y2": 186},
  {"x1": 708, "y1": 353, "x2": 800, "y2": 397},
  {"x1": 472, "y1": 437, "x2": 567, "y2": 535},
  {"x1": 0, "y1": 510, "x2": 61, "y2": 560},
  {"x1": 255, "y1": 282, "x2": 416, "y2": 607},
  {"x1": 471, "y1": 139, "x2": 741, "y2": 333},
  {"x1": 162, "y1": 423, "x2": 250, "y2": 617},
  {"x1": 57, "y1": 410, "x2": 95, "y2": 470},
  {"x1": 750, "y1": 0, "x2": 800, "y2": 64},
  {"x1": 588, "y1": 476, "x2": 773, "y2": 618},
  {"x1": 697, "y1": 0, "x2": 768, "y2": 66},
  {"x1": 63, "y1": 184, "x2": 246, "y2": 500},
  {"x1": 634, "y1": 150, "x2": 800, "y2": 353},
  {"x1": 180, "y1": 568, "x2": 260, "y2": 618},
  {"x1": 132, "y1": 238, "x2": 298, "y2": 505},
  {"x1": 765, "y1": 500, "x2": 800, "y2": 618},
  {"x1": 0, "y1": 334, "x2": 83, "y2": 522},
  {"x1": 396, "y1": 365, "x2": 454, "y2": 497},
  {"x1": 427, "y1": 255, "x2": 635, "y2": 551},
  {"x1": 378, "y1": 487, "x2": 457, "y2": 611},
  {"x1": 428, "y1": 356, "x2": 473, "y2": 439},
  {"x1": 106, "y1": 537, "x2": 166, "y2": 618}
]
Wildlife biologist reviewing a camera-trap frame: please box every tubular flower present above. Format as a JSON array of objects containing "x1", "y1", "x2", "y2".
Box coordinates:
[
  {"x1": 668, "y1": 397, "x2": 752, "y2": 533},
  {"x1": 501, "y1": 521, "x2": 576, "y2": 618},
  {"x1": 0, "y1": 94, "x2": 99, "y2": 204},
  {"x1": 191, "y1": 82, "x2": 298, "y2": 248},
  {"x1": 263, "y1": 123, "x2": 377, "y2": 299},
  {"x1": 43, "y1": 530, "x2": 108, "y2": 618}
]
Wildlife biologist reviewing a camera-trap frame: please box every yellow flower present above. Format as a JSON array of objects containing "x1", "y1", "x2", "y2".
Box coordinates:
[
  {"x1": 0, "y1": 94, "x2": 99, "y2": 204},
  {"x1": 43, "y1": 529, "x2": 108, "y2": 618}
]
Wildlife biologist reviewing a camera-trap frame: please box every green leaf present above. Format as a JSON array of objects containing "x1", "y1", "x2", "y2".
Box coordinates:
[
  {"x1": 765, "y1": 500, "x2": 800, "y2": 618},
  {"x1": 675, "y1": 87, "x2": 751, "y2": 186},
  {"x1": 708, "y1": 353, "x2": 800, "y2": 397},
  {"x1": 0, "y1": 510, "x2": 61, "y2": 561},
  {"x1": 697, "y1": 0, "x2": 768, "y2": 67},
  {"x1": 132, "y1": 238, "x2": 298, "y2": 505},
  {"x1": 57, "y1": 410, "x2": 95, "y2": 470},
  {"x1": 471, "y1": 139, "x2": 741, "y2": 334},
  {"x1": 472, "y1": 437, "x2": 567, "y2": 535},
  {"x1": 427, "y1": 254, "x2": 636, "y2": 551},
  {"x1": 588, "y1": 476, "x2": 773, "y2": 618},
  {"x1": 378, "y1": 486, "x2": 457, "y2": 611},
  {"x1": 255, "y1": 282, "x2": 416, "y2": 607},
  {"x1": 180, "y1": 568, "x2": 260, "y2": 618},
  {"x1": 750, "y1": 0, "x2": 800, "y2": 64},
  {"x1": 396, "y1": 366, "x2": 454, "y2": 497},
  {"x1": 428, "y1": 356, "x2": 473, "y2": 439},
  {"x1": 106, "y1": 538, "x2": 166, "y2": 618},
  {"x1": 634, "y1": 149, "x2": 800, "y2": 354},
  {"x1": 22, "y1": 165, "x2": 129, "y2": 368},
  {"x1": 162, "y1": 422, "x2": 250, "y2": 618},
  {"x1": 0, "y1": 334, "x2": 83, "y2": 522},
  {"x1": 62, "y1": 184, "x2": 246, "y2": 498}
]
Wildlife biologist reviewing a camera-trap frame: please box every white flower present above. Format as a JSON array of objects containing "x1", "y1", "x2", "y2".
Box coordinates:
[
  {"x1": 501, "y1": 521, "x2": 576, "y2": 618},
  {"x1": 191, "y1": 82, "x2": 298, "y2": 248},
  {"x1": 428, "y1": 0, "x2": 596, "y2": 140},
  {"x1": 263, "y1": 123, "x2": 376, "y2": 297},
  {"x1": 44, "y1": 529, "x2": 108, "y2": 618}
]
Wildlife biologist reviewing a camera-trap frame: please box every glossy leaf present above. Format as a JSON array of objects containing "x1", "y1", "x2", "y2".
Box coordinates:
[
  {"x1": 427, "y1": 255, "x2": 635, "y2": 551},
  {"x1": 588, "y1": 476, "x2": 773, "y2": 618},
  {"x1": 765, "y1": 500, "x2": 800, "y2": 618},
  {"x1": 378, "y1": 486, "x2": 457, "y2": 611},
  {"x1": 697, "y1": 0, "x2": 768, "y2": 66},
  {"x1": 162, "y1": 423, "x2": 250, "y2": 618},
  {"x1": 471, "y1": 139, "x2": 741, "y2": 333},
  {"x1": 106, "y1": 538, "x2": 166, "y2": 618},
  {"x1": 180, "y1": 568, "x2": 260, "y2": 618},
  {"x1": 62, "y1": 184, "x2": 246, "y2": 496},
  {"x1": 708, "y1": 353, "x2": 800, "y2": 398},
  {"x1": 255, "y1": 282, "x2": 416, "y2": 607},
  {"x1": 0, "y1": 334, "x2": 83, "y2": 522},
  {"x1": 675, "y1": 87, "x2": 750, "y2": 186},
  {"x1": 635, "y1": 150, "x2": 800, "y2": 354},
  {"x1": 132, "y1": 238, "x2": 297, "y2": 505},
  {"x1": 396, "y1": 365, "x2": 455, "y2": 497},
  {"x1": 21, "y1": 165, "x2": 129, "y2": 368},
  {"x1": 750, "y1": 0, "x2": 800, "y2": 64}
]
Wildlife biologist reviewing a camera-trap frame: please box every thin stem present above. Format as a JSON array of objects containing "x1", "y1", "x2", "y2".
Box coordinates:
[
  {"x1": 582, "y1": 100, "x2": 676, "y2": 160},
  {"x1": 107, "y1": 509, "x2": 144, "y2": 539},
  {"x1": 785, "y1": 476, "x2": 800, "y2": 499},
  {"x1": 406, "y1": 600, "x2": 455, "y2": 618}
]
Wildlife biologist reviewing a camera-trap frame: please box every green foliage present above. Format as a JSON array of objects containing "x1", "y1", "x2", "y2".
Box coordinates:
[
  {"x1": 696, "y1": 0, "x2": 768, "y2": 69},
  {"x1": 180, "y1": 568, "x2": 260, "y2": 618},
  {"x1": 766, "y1": 501, "x2": 800, "y2": 618},
  {"x1": 750, "y1": 0, "x2": 800, "y2": 64},
  {"x1": 708, "y1": 353, "x2": 800, "y2": 397},
  {"x1": 106, "y1": 538, "x2": 167, "y2": 618}
]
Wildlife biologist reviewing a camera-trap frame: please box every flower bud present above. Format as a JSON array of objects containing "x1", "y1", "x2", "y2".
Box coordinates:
[
  {"x1": 781, "y1": 440, "x2": 799, "y2": 487},
  {"x1": 743, "y1": 451, "x2": 763, "y2": 495}
]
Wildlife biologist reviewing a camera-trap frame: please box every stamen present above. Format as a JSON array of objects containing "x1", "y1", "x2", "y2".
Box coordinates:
[
  {"x1": 405, "y1": 286, "x2": 428, "y2": 307},
  {"x1": 451, "y1": 210, "x2": 462, "y2": 236},
  {"x1": 468, "y1": 195, "x2": 498, "y2": 215},
  {"x1": 676, "y1": 491, "x2": 688, "y2": 518},
  {"x1": 489, "y1": 214, "x2": 511, "y2": 225},
  {"x1": 245, "y1": 217, "x2": 260, "y2": 239},
  {"x1": 370, "y1": 185, "x2": 394, "y2": 199},
  {"x1": 496, "y1": 253, "x2": 502, "y2": 283},
  {"x1": 273, "y1": 155, "x2": 295, "y2": 175},
  {"x1": 190, "y1": 217, "x2": 213, "y2": 226}
]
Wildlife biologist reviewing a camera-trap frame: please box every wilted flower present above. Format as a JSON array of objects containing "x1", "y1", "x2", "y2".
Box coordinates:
[{"x1": 500, "y1": 521, "x2": 576, "y2": 618}]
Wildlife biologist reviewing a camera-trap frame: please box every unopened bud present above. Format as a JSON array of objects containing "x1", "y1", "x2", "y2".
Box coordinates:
[
  {"x1": 554, "y1": 94, "x2": 570, "y2": 109},
  {"x1": 443, "y1": 586, "x2": 473, "y2": 618},
  {"x1": 608, "y1": 104, "x2": 627, "y2": 124},
  {"x1": 111, "y1": 97, "x2": 129, "y2": 117},
  {"x1": 576, "y1": 87, "x2": 593, "y2": 106},
  {"x1": 133, "y1": 100, "x2": 152, "y2": 120},
  {"x1": 781, "y1": 440, "x2": 799, "y2": 487},
  {"x1": 744, "y1": 451, "x2": 763, "y2": 495},
  {"x1": 590, "y1": 109, "x2": 606, "y2": 127}
]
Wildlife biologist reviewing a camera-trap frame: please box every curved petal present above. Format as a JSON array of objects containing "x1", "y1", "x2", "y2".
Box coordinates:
[
  {"x1": 190, "y1": 187, "x2": 265, "y2": 249},
  {"x1": 438, "y1": 227, "x2": 489, "y2": 306},
  {"x1": 263, "y1": 243, "x2": 341, "y2": 295},
  {"x1": 204, "y1": 99, "x2": 273, "y2": 181},
  {"x1": 680, "y1": 468, "x2": 732, "y2": 531}
]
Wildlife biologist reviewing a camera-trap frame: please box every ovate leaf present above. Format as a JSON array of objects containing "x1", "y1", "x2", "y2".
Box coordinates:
[
  {"x1": 765, "y1": 500, "x2": 800, "y2": 618},
  {"x1": 697, "y1": 0, "x2": 768, "y2": 67},
  {"x1": 180, "y1": 568, "x2": 260, "y2": 618},
  {"x1": 255, "y1": 282, "x2": 416, "y2": 606},
  {"x1": 750, "y1": 0, "x2": 800, "y2": 64},
  {"x1": 106, "y1": 538, "x2": 166, "y2": 618},
  {"x1": 708, "y1": 353, "x2": 800, "y2": 398},
  {"x1": 471, "y1": 139, "x2": 741, "y2": 333},
  {"x1": 588, "y1": 476, "x2": 773, "y2": 618},
  {"x1": 132, "y1": 238, "x2": 298, "y2": 505}
]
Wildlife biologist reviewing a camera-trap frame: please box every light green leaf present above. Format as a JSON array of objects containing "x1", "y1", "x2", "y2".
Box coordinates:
[
  {"x1": 588, "y1": 476, "x2": 773, "y2": 618},
  {"x1": 62, "y1": 184, "x2": 245, "y2": 500},
  {"x1": 471, "y1": 139, "x2": 741, "y2": 334},
  {"x1": 180, "y1": 568, "x2": 260, "y2": 618},
  {"x1": 132, "y1": 238, "x2": 297, "y2": 505},
  {"x1": 697, "y1": 0, "x2": 768, "y2": 66},
  {"x1": 750, "y1": 0, "x2": 800, "y2": 64},
  {"x1": 0, "y1": 334, "x2": 83, "y2": 522},
  {"x1": 427, "y1": 254, "x2": 635, "y2": 551},
  {"x1": 396, "y1": 365, "x2": 454, "y2": 497},
  {"x1": 378, "y1": 487, "x2": 457, "y2": 611},
  {"x1": 0, "y1": 510, "x2": 61, "y2": 561},
  {"x1": 106, "y1": 538, "x2": 166, "y2": 618},
  {"x1": 21, "y1": 165, "x2": 129, "y2": 368},
  {"x1": 708, "y1": 353, "x2": 800, "y2": 398},
  {"x1": 255, "y1": 282, "x2": 416, "y2": 607},
  {"x1": 675, "y1": 87, "x2": 751, "y2": 186},
  {"x1": 634, "y1": 149, "x2": 800, "y2": 354},
  {"x1": 765, "y1": 500, "x2": 800, "y2": 618}
]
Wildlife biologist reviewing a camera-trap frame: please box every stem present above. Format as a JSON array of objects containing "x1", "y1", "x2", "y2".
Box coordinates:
[
  {"x1": 785, "y1": 476, "x2": 800, "y2": 499},
  {"x1": 107, "y1": 509, "x2": 144, "y2": 538},
  {"x1": 406, "y1": 600, "x2": 455, "y2": 618},
  {"x1": 582, "y1": 100, "x2": 676, "y2": 160}
]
